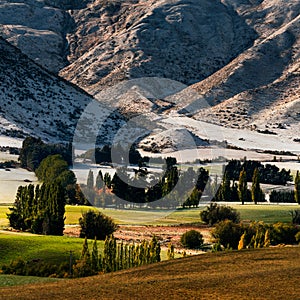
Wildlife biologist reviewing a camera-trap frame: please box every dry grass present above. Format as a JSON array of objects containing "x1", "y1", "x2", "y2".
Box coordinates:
[{"x1": 0, "y1": 247, "x2": 299, "y2": 299}]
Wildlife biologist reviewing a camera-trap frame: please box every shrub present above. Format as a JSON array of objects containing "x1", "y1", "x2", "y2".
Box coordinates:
[
  {"x1": 295, "y1": 231, "x2": 300, "y2": 243},
  {"x1": 200, "y1": 203, "x2": 240, "y2": 226},
  {"x1": 212, "y1": 220, "x2": 243, "y2": 249},
  {"x1": 270, "y1": 222, "x2": 299, "y2": 245},
  {"x1": 291, "y1": 210, "x2": 300, "y2": 225},
  {"x1": 79, "y1": 210, "x2": 118, "y2": 240},
  {"x1": 180, "y1": 230, "x2": 204, "y2": 249}
]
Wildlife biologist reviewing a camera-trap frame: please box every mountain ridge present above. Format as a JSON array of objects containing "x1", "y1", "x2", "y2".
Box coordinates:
[{"x1": 0, "y1": 0, "x2": 299, "y2": 151}]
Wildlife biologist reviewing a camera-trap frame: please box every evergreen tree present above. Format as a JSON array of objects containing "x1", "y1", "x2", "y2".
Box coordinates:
[
  {"x1": 196, "y1": 167, "x2": 209, "y2": 192},
  {"x1": 87, "y1": 170, "x2": 94, "y2": 190},
  {"x1": 95, "y1": 170, "x2": 104, "y2": 190},
  {"x1": 167, "y1": 243, "x2": 175, "y2": 259},
  {"x1": 7, "y1": 182, "x2": 66, "y2": 235},
  {"x1": 295, "y1": 171, "x2": 300, "y2": 204},
  {"x1": 221, "y1": 172, "x2": 231, "y2": 201},
  {"x1": 104, "y1": 173, "x2": 112, "y2": 189},
  {"x1": 238, "y1": 169, "x2": 247, "y2": 205},
  {"x1": 81, "y1": 237, "x2": 90, "y2": 260},
  {"x1": 91, "y1": 237, "x2": 99, "y2": 272},
  {"x1": 251, "y1": 168, "x2": 261, "y2": 205}
]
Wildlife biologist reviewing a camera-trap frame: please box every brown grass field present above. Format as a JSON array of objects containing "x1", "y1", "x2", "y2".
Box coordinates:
[{"x1": 0, "y1": 246, "x2": 299, "y2": 300}]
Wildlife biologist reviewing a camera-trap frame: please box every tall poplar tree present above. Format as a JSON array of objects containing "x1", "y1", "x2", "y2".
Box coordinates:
[
  {"x1": 87, "y1": 170, "x2": 94, "y2": 190},
  {"x1": 295, "y1": 171, "x2": 300, "y2": 204},
  {"x1": 251, "y1": 168, "x2": 261, "y2": 205},
  {"x1": 238, "y1": 169, "x2": 247, "y2": 205}
]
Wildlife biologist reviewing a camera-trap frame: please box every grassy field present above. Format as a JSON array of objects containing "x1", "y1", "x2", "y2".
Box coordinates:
[
  {"x1": 0, "y1": 246, "x2": 299, "y2": 299},
  {"x1": 0, "y1": 231, "x2": 174, "y2": 268},
  {"x1": 0, "y1": 275, "x2": 59, "y2": 287},
  {"x1": 0, "y1": 204, "x2": 298, "y2": 227},
  {"x1": 70, "y1": 204, "x2": 299, "y2": 225},
  {"x1": 0, "y1": 231, "x2": 102, "y2": 266},
  {"x1": 0, "y1": 205, "x2": 10, "y2": 227}
]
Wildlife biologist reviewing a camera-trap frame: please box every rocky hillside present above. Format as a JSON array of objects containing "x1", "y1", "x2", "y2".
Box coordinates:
[
  {"x1": 187, "y1": 0, "x2": 300, "y2": 133},
  {"x1": 0, "y1": 36, "x2": 124, "y2": 144},
  {"x1": 0, "y1": 0, "x2": 299, "y2": 150}
]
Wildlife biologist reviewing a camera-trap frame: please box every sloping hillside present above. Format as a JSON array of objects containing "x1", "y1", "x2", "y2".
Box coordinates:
[
  {"x1": 0, "y1": 0, "x2": 299, "y2": 149},
  {"x1": 0, "y1": 37, "x2": 124, "y2": 144},
  {"x1": 0, "y1": 247, "x2": 299, "y2": 299}
]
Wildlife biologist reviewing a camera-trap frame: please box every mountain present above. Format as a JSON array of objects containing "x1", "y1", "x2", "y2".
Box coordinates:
[
  {"x1": 0, "y1": 0, "x2": 299, "y2": 152},
  {"x1": 188, "y1": 0, "x2": 300, "y2": 134},
  {"x1": 0, "y1": 36, "x2": 124, "y2": 144}
]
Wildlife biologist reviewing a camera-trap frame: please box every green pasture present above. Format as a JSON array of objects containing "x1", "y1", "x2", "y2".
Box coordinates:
[
  {"x1": 1, "y1": 204, "x2": 299, "y2": 228},
  {"x1": 0, "y1": 231, "x2": 102, "y2": 266},
  {"x1": 93, "y1": 204, "x2": 298, "y2": 225},
  {"x1": 0, "y1": 274, "x2": 60, "y2": 287}
]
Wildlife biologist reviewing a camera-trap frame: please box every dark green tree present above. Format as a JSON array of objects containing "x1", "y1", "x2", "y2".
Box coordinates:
[
  {"x1": 200, "y1": 203, "x2": 240, "y2": 226},
  {"x1": 221, "y1": 172, "x2": 231, "y2": 201},
  {"x1": 79, "y1": 210, "x2": 118, "y2": 240},
  {"x1": 180, "y1": 230, "x2": 204, "y2": 249},
  {"x1": 295, "y1": 171, "x2": 300, "y2": 204},
  {"x1": 95, "y1": 170, "x2": 104, "y2": 190},
  {"x1": 238, "y1": 169, "x2": 247, "y2": 205},
  {"x1": 252, "y1": 168, "x2": 261, "y2": 205},
  {"x1": 87, "y1": 170, "x2": 94, "y2": 190}
]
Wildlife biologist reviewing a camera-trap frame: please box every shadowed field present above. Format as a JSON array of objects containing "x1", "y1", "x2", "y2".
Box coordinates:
[{"x1": 0, "y1": 247, "x2": 299, "y2": 300}]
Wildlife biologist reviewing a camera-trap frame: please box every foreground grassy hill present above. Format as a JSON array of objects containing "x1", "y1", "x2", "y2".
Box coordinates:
[{"x1": 0, "y1": 247, "x2": 299, "y2": 299}]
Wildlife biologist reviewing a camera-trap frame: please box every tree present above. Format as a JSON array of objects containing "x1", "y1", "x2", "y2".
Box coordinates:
[
  {"x1": 7, "y1": 183, "x2": 66, "y2": 235},
  {"x1": 95, "y1": 170, "x2": 104, "y2": 190},
  {"x1": 212, "y1": 220, "x2": 243, "y2": 249},
  {"x1": 251, "y1": 168, "x2": 262, "y2": 204},
  {"x1": 91, "y1": 237, "x2": 99, "y2": 272},
  {"x1": 221, "y1": 172, "x2": 231, "y2": 201},
  {"x1": 103, "y1": 173, "x2": 112, "y2": 189},
  {"x1": 35, "y1": 154, "x2": 75, "y2": 188},
  {"x1": 180, "y1": 230, "x2": 204, "y2": 249},
  {"x1": 238, "y1": 169, "x2": 247, "y2": 205},
  {"x1": 295, "y1": 171, "x2": 300, "y2": 204},
  {"x1": 87, "y1": 170, "x2": 94, "y2": 190},
  {"x1": 79, "y1": 210, "x2": 118, "y2": 240},
  {"x1": 167, "y1": 243, "x2": 175, "y2": 260},
  {"x1": 200, "y1": 203, "x2": 240, "y2": 226}
]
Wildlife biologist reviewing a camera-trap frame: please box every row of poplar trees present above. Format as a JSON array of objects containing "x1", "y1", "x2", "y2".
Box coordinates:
[
  {"x1": 73, "y1": 235, "x2": 161, "y2": 277},
  {"x1": 7, "y1": 183, "x2": 66, "y2": 235}
]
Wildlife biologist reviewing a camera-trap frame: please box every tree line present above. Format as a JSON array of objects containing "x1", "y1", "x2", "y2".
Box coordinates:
[
  {"x1": 19, "y1": 136, "x2": 72, "y2": 171},
  {"x1": 73, "y1": 235, "x2": 161, "y2": 277},
  {"x1": 7, "y1": 183, "x2": 66, "y2": 235}
]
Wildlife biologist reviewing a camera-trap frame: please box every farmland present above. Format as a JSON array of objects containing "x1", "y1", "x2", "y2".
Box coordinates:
[
  {"x1": 0, "y1": 203, "x2": 298, "y2": 227},
  {"x1": 0, "y1": 247, "x2": 299, "y2": 299}
]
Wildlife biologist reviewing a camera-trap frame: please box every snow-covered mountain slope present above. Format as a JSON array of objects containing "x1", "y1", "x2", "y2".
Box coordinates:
[
  {"x1": 0, "y1": 0, "x2": 299, "y2": 153},
  {"x1": 0, "y1": 37, "x2": 124, "y2": 144}
]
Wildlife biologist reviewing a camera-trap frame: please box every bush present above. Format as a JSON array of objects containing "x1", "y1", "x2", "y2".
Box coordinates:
[
  {"x1": 291, "y1": 210, "x2": 300, "y2": 225},
  {"x1": 212, "y1": 220, "x2": 243, "y2": 249},
  {"x1": 270, "y1": 222, "x2": 299, "y2": 245},
  {"x1": 295, "y1": 231, "x2": 300, "y2": 243},
  {"x1": 79, "y1": 210, "x2": 118, "y2": 240},
  {"x1": 200, "y1": 203, "x2": 240, "y2": 226},
  {"x1": 180, "y1": 230, "x2": 204, "y2": 249}
]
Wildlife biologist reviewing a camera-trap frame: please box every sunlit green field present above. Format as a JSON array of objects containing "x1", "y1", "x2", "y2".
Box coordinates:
[
  {"x1": 94, "y1": 204, "x2": 298, "y2": 225},
  {"x1": 1, "y1": 204, "x2": 299, "y2": 227},
  {"x1": 0, "y1": 205, "x2": 10, "y2": 227},
  {"x1": 0, "y1": 231, "x2": 100, "y2": 266}
]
